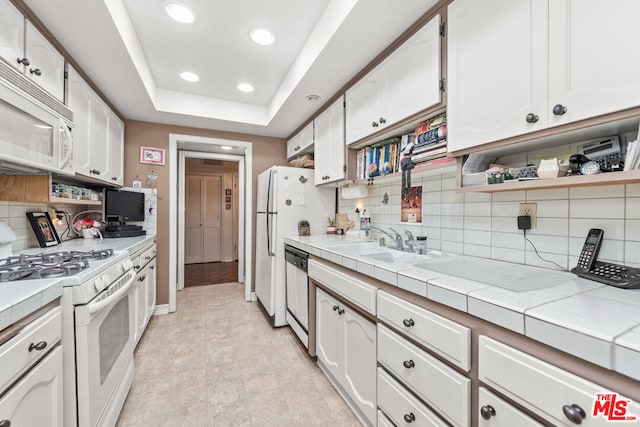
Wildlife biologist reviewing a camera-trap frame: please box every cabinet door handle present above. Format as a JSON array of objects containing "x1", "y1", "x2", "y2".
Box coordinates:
[
  {"x1": 0, "y1": 419, "x2": 11, "y2": 427},
  {"x1": 553, "y1": 104, "x2": 567, "y2": 116},
  {"x1": 112, "y1": 177, "x2": 118, "y2": 181},
  {"x1": 333, "y1": 305, "x2": 339, "y2": 311},
  {"x1": 525, "y1": 113, "x2": 539, "y2": 123},
  {"x1": 402, "y1": 318, "x2": 415, "y2": 327},
  {"x1": 371, "y1": 121, "x2": 379, "y2": 128},
  {"x1": 338, "y1": 308, "x2": 345, "y2": 315},
  {"x1": 28, "y1": 341, "x2": 47, "y2": 352},
  {"x1": 480, "y1": 405, "x2": 496, "y2": 420},
  {"x1": 150, "y1": 266, "x2": 155, "y2": 270},
  {"x1": 403, "y1": 359, "x2": 415, "y2": 369},
  {"x1": 29, "y1": 68, "x2": 42, "y2": 76},
  {"x1": 562, "y1": 404, "x2": 586, "y2": 424},
  {"x1": 403, "y1": 412, "x2": 416, "y2": 423},
  {"x1": 17, "y1": 57, "x2": 30, "y2": 66},
  {"x1": 379, "y1": 117, "x2": 386, "y2": 124}
]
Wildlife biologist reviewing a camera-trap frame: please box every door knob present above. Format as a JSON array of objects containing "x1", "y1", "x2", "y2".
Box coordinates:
[
  {"x1": 480, "y1": 405, "x2": 496, "y2": 420},
  {"x1": 403, "y1": 359, "x2": 415, "y2": 369},
  {"x1": 333, "y1": 305, "x2": 339, "y2": 311},
  {"x1": 562, "y1": 404, "x2": 586, "y2": 424},
  {"x1": 553, "y1": 104, "x2": 567, "y2": 116},
  {"x1": 525, "y1": 113, "x2": 539, "y2": 123},
  {"x1": 371, "y1": 121, "x2": 379, "y2": 127},
  {"x1": 16, "y1": 57, "x2": 30, "y2": 66},
  {"x1": 403, "y1": 318, "x2": 415, "y2": 327},
  {"x1": 29, "y1": 68, "x2": 42, "y2": 76},
  {"x1": 379, "y1": 117, "x2": 386, "y2": 124},
  {"x1": 403, "y1": 412, "x2": 416, "y2": 423}
]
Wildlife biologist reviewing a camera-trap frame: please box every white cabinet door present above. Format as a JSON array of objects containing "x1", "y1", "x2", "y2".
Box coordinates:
[
  {"x1": 548, "y1": 0, "x2": 640, "y2": 128},
  {"x1": 0, "y1": 0, "x2": 23, "y2": 72},
  {"x1": 297, "y1": 122, "x2": 314, "y2": 154},
  {"x1": 314, "y1": 96, "x2": 345, "y2": 185},
  {"x1": 382, "y1": 14, "x2": 442, "y2": 129},
  {"x1": 89, "y1": 97, "x2": 111, "y2": 180},
  {"x1": 0, "y1": 347, "x2": 63, "y2": 427},
  {"x1": 67, "y1": 66, "x2": 93, "y2": 175},
  {"x1": 342, "y1": 305, "x2": 376, "y2": 425},
  {"x1": 478, "y1": 387, "x2": 543, "y2": 427},
  {"x1": 134, "y1": 267, "x2": 148, "y2": 345},
  {"x1": 24, "y1": 21, "x2": 64, "y2": 101},
  {"x1": 147, "y1": 258, "x2": 156, "y2": 322},
  {"x1": 107, "y1": 112, "x2": 124, "y2": 186},
  {"x1": 447, "y1": 0, "x2": 548, "y2": 152},
  {"x1": 316, "y1": 288, "x2": 342, "y2": 380},
  {"x1": 286, "y1": 133, "x2": 300, "y2": 159},
  {"x1": 345, "y1": 67, "x2": 381, "y2": 145}
]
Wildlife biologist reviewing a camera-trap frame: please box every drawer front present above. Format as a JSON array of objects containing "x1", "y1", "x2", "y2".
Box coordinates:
[
  {"x1": 0, "y1": 307, "x2": 61, "y2": 391},
  {"x1": 378, "y1": 324, "x2": 470, "y2": 427},
  {"x1": 378, "y1": 290, "x2": 470, "y2": 370},
  {"x1": 378, "y1": 410, "x2": 395, "y2": 427},
  {"x1": 377, "y1": 368, "x2": 449, "y2": 427},
  {"x1": 478, "y1": 387, "x2": 543, "y2": 427},
  {"x1": 479, "y1": 336, "x2": 640, "y2": 426},
  {"x1": 308, "y1": 259, "x2": 376, "y2": 315}
]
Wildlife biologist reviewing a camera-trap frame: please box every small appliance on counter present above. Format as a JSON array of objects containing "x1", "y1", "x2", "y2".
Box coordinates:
[{"x1": 298, "y1": 220, "x2": 310, "y2": 236}]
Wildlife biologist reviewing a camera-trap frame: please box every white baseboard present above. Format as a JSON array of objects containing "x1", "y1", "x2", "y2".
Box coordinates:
[
  {"x1": 250, "y1": 292, "x2": 257, "y2": 301},
  {"x1": 153, "y1": 304, "x2": 170, "y2": 315}
]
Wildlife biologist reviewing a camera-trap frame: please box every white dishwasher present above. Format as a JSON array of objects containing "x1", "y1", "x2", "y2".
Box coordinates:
[{"x1": 284, "y1": 245, "x2": 309, "y2": 349}]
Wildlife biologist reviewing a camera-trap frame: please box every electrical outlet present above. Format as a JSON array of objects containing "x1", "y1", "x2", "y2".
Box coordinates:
[{"x1": 518, "y1": 203, "x2": 537, "y2": 229}]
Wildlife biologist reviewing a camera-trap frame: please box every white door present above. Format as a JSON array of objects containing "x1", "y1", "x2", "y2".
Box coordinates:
[
  {"x1": 345, "y1": 67, "x2": 382, "y2": 145},
  {"x1": 89, "y1": 96, "x2": 111, "y2": 180},
  {"x1": 0, "y1": 0, "x2": 24, "y2": 72},
  {"x1": 24, "y1": 21, "x2": 64, "y2": 101},
  {"x1": 146, "y1": 258, "x2": 156, "y2": 322},
  {"x1": 108, "y1": 112, "x2": 124, "y2": 186},
  {"x1": 314, "y1": 96, "x2": 345, "y2": 184},
  {"x1": 185, "y1": 175, "x2": 222, "y2": 264},
  {"x1": 0, "y1": 347, "x2": 63, "y2": 427},
  {"x1": 134, "y1": 267, "x2": 148, "y2": 345},
  {"x1": 548, "y1": 0, "x2": 640, "y2": 128},
  {"x1": 382, "y1": 14, "x2": 442, "y2": 129},
  {"x1": 316, "y1": 288, "x2": 342, "y2": 380},
  {"x1": 447, "y1": 0, "x2": 548, "y2": 152},
  {"x1": 232, "y1": 174, "x2": 239, "y2": 260},
  {"x1": 341, "y1": 306, "x2": 377, "y2": 425}
]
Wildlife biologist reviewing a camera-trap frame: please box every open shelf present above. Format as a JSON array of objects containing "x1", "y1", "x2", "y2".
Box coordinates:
[
  {"x1": 458, "y1": 169, "x2": 640, "y2": 192},
  {"x1": 354, "y1": 157, "x2": 457, "y2": 185},
  {"x1": 49, "y1": 196, "x2": 101, "y2": 206}
]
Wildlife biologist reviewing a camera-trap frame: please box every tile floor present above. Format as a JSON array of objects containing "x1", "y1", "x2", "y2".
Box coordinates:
[{"x1": 116, "y1": 282, "x2": 361, "y2": 426}]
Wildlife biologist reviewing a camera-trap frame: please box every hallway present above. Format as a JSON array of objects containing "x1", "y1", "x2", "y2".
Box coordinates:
[
  {"x1": 116, "y1": 283, "x2": 360, "y2": 426},
  {"x1": 184, "y1": 261, "x2": 238, "y2": 286}
]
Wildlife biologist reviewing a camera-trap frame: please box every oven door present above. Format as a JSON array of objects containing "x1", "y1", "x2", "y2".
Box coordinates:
[{"x1": 74, "y1": 270, "x2": 135, "y2": 427}]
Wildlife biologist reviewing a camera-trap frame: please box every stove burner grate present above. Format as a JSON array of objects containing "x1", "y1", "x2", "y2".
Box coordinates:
[{"x1": 0, "y1": 249, "x2": 114, "y2": 282}]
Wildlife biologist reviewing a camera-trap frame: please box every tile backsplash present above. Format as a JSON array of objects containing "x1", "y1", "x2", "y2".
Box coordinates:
[{"x1": 338, "y1": 171, "x2": 640, "y2": 270}]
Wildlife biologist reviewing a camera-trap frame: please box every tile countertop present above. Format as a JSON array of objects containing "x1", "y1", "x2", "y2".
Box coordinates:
[
  {"x1": 284, "y1": 234, "x2": 640, "y2": 381},
  {"x1": 0, "y1": 234, "x2": 156, "y2": 334}
]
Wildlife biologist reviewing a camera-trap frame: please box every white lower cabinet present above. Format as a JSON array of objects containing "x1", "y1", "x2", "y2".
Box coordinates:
[
  {"x1": 479, "y1": 335, "x2": 640, "y2": 426},
  {"x1": 316, "y1": 287, "x2": 376, "y2": 425},
  {"x1": 377, "y1": 410, "x2": 395, "y2": 427},
  {"x1": 378, "y1": 324, "x2": 471, "y2": 426},
  {"x1": 378, "y1": 368, "x2": 449, "y2": 427},
  {"x1": 0, "y1": 346, "x2": 63, "y2": 427},
  {"x1": 478, "y1": 387, "x2": 543, "y2": 427}
]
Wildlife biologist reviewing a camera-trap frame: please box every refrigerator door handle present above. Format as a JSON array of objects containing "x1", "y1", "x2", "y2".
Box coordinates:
[{"x1": 267, "y1": 213, "x2": 276, "y2": 257}]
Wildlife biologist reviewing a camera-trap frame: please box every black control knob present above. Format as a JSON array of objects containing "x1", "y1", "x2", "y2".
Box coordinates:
[
  {"x1": 480, "y1": 405, "x2": 496, "y2": 420},
  {"x1": 553, "y1": 104, "x2": 567, "y2": 116},
  {"x1": 403, "y1": 412, "x2": 416, "y2": 423},
  {"x1": 29, "y1": 68, "x2": 42, "y2": 76},
  {"x1": 563, "y1": 404, "x2": 586, "y2": 424},
  {"x1": 17, "y1": 57, "x2": 30, "y2": 66},
  {"x1": 403, "y1": 318, "x2": 415, "y2": 327},
  {"x1": 403, "y1": 359, "x2": 415, "y2": 369},
  {"x1": 525, "y1": 113, "x2": 539, "y2": 123}
]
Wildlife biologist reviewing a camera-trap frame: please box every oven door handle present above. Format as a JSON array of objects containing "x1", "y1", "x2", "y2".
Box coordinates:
[{"x1": 87, "y1": 272, "x2": 135, "y2": 315}]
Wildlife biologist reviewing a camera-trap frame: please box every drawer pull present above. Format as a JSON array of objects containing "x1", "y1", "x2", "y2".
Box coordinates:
[
  {"x1": 333, "y1": 305, "x2": 339, "y2": 311},
  {"x1": 403, "y1": 359, "x2": 415, "y2": 369},
  {"x1": 402, "y1": 318, "x2": 415, "y2": 327},
  {"x1": 480, "y1": 405, "x2": 496, "y2": 420},
  {"x1": 403, "y1": 412, "x2": 416, "y2": 423},
  {"x1": 0, "y1": 420, "x2": 11, "y2": 427},
  {"x1": 338, "y1": 308, "x2": 345, "y2": 315},
  {"x1": 28, "y1": 341, "x2": 47, "y2": 352},
  {"x1": 563, "y1": 404, "x2": 586, "y2": 424}
]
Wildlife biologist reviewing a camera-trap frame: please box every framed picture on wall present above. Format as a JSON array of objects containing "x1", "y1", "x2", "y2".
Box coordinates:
[
  {"x1": 26, "y1": 212, "x2": 61, "y2": 248},
  {"x1": 140, "y1": 146, "x2": 165, "y2": 165}
]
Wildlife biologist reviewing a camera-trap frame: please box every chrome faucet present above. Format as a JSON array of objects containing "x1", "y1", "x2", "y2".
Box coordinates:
[
  {"x1": 388, "y1": 227, "x2": 405, "y2": 251},
  {"x1": 404, "y1": 230, "x2": 417, "y2": 252},
  {"x1": 367, "y1": 226, "x2": 401, "y2": 248}
]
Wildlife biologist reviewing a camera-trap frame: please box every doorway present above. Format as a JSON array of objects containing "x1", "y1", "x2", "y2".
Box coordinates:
[
  {"x1": 169, "y1": 135, "x2": 253, "y2": 313},
  {"x1": 184, "y1": 158, "x2": 239, "y2": 286}
]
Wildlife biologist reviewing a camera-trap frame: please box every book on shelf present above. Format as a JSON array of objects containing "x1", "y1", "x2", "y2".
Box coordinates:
[
  {"x1": 414, "y1": 155, "x2": 453, "y2": 167},
  {"x1": 411, "y1": 146, "x2": 448, "y2": 162},
  {"x1": 415, "y1": 124, "x2": 447, "y2": 145},
  {"x1": 412, "y1": 138, "x2": 447, "y2": 154}
]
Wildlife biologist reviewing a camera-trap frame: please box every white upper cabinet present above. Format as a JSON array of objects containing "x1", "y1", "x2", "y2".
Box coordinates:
[
  {"x1": 24, "y1": 21, "x2": 64, "y2": 101},
  {"x1": 447, "y1": 0, "x2": 640, "y2": 153},
  {"x1": 0, "y1": 1, "x2": 64, "y2": 101},
  {"x1": 68, "y1": 65, "x2": 123, "y2": 185},
  {"x1": 314, "y1": 96, "x2": 345, "y2": 185},
  {"x1": 346, "y1": 14, "x2": 442, "y2": 145},
  {"x1": 0, "y1": 0, "x2": 23, "y2": 72},
  {"x1": 286, "y1": 122, "x2": 314, "y2": 160}
]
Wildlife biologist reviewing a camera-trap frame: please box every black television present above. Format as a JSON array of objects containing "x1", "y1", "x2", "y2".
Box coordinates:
[{"x1": 103, "y1": 189, "x2": 145, "y2": 224}]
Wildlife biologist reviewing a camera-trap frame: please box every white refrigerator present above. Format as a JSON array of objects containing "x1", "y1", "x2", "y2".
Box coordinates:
[{"x1": 255, "y1": 166, "x2": 335, "y2": 326}]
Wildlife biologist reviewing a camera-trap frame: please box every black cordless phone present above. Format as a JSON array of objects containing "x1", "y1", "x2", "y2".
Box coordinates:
[
  {"x1": 572, "y1": 228, "x2": 640, "y2": 289},
  {"x1": 574, "y1": 228, "x2": 603, "y2": 273}
]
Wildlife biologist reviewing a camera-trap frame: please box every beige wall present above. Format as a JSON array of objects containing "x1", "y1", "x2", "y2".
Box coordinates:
[{"x1": 124, "y1": 120, "x2": 286, "y2": 305}]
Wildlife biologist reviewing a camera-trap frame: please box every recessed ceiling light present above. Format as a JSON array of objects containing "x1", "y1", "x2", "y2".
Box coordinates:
[
  {"x1": 165, "y1": 2, "x2": 195, "y2": 24},
  {"x1": 249, "y1": 27, "x2": 275, "y2": 46},
  {"x1": 306, "y1": 95, "x2": 321, "y2": 102},
  {"x1": 180, "y1": 71, "x2": 199, "y2": 82},
  {"x1": 220, "y1": 146, "x2": 233, "y2": 150},
  {"x1": 237, "y1": 83, "x2": 254, "y2": 93}
]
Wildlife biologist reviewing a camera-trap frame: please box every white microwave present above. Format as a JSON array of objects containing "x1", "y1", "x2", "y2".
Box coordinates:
[{"x1": 0, "y1": 77, "x2": 73, "y2": 175}]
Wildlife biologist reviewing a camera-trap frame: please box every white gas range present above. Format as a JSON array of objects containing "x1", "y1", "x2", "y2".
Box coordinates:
[{"x1": 0, "y1": 240, "x2": 135, "y2": 427}]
